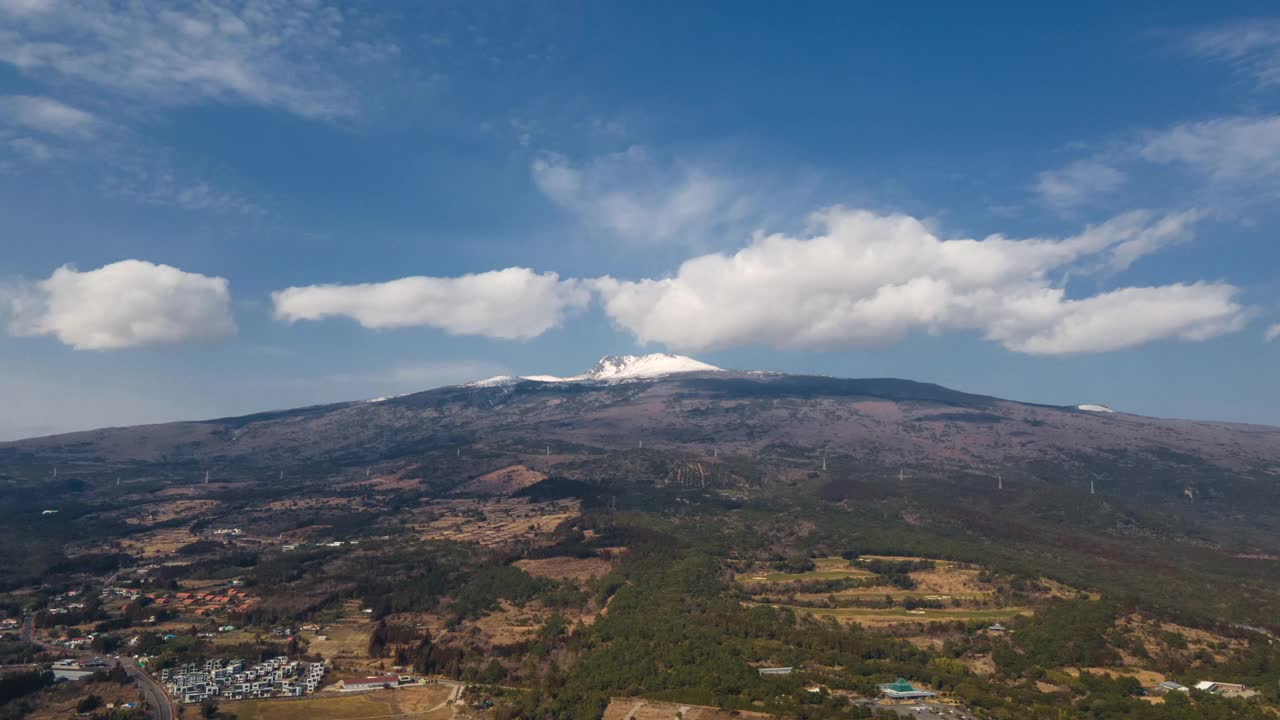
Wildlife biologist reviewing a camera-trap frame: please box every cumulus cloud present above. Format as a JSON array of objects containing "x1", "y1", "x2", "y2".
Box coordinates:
[
  {"x1": 272, "y1": 267, "x2": 590, "y2": 340},
  {"x1": 1036, "y1": 159, "x2": 1126, "y2": 209},
  {"x1": 0, "y1": 0, "x2": 397, "y2": 119},
  {"x1": 594, "y1": 208, "x2": 1246, "y2": 355},
  {"x1": 1267, "y1": 324, "x2": 1280, "y2": 342},
  {"x1": 531, "y1": 147, "x2": 748, "y2": 244},
  {"x1": 4, "y1": 260, "x2": 235, "y2": 350},
  {"x1": 0, "y1": 95, "x2": 96, "y2": 136}
]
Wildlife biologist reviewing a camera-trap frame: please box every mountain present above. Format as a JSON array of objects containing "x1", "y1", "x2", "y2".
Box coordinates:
[{"x1": 3, "y1": 354, "x2": 1279, "y2": 516}]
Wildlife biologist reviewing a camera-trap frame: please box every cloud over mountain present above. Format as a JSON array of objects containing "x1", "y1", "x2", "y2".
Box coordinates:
[
  {"x1": 594, "y1": 208, "x2": 1245, "y2": 355},
  {"x1": 272, "y1": 267, "x2": 590, "y2": 340},
  {"x1": 3, "y1": 259, "x2": 235, "y2": 349}
]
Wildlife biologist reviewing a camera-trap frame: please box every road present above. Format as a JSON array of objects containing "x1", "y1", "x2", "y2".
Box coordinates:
[
  {"x1": 123, "y1": 659, "x2": 176, "y2": 720},
  {"x1": 19, "y1": 615, "x2": 33, "y2": 643}
]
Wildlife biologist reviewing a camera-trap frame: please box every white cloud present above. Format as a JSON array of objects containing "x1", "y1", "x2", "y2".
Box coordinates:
[
  {"x1": 272, "y1": 267, "x2": 590, "y2": 340},
  {"x1": 0, "y1": 0, "x2": 55, "y2": 16},
  {"x1": 594, "y1": 208, "x2": 1245, "y2": 355},
  {"x1": 531, "y1": 147, "x2": 747, "y2": 244},
  {"x1": 1267, "y1": 324, "x2": 1280, "y2": 342},
  {"x1": 4, "y1": 260, "x2": 235, "y2": 350},
  {"x1": 0, "y1": 0, "x2": 395, "y2": 119},
  {"x1": 1187, "y1": 19, "x2": 1280, "y2": 89},
  {"x1": 983, "y1": 283, "x2": 1246, "y2": 355},
  {"x1": 1036, "y1": 159, "x2": 1126, "y2": 209},
  {"x1": 0, "y1": 95, "x2": 96, "y2": 136},
  {"x1": 1140, "y1": 115, "x2": 1280, "y2": 184}
]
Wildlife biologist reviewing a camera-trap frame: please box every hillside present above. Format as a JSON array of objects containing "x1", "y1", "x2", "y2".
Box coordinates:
[{"x1": 3, "y1": 357, "x2": 1278, "y2": 513}]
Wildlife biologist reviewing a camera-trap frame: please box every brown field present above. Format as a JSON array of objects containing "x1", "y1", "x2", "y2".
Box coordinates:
[
  {"x1": 413, "y1": 498, "x2": 579, "y2": 548},
  {"x1": 734, "y1": 556, "x2": 875, "y2": 584},
  {"x1": 780, "y1": 605, "x2": 1031, "y2": 627},
  {"x1": 457, "y1": 464, "x2": 547, "y2": 496},
  {"x1": 1062, "y1": 666, "x2": 1168, "y2": 687},
  {"x1": 117, "y1": 526, "x2": 197, "y2": 557},
  {"x1": 124, "y1": 499, "x2": 220, "y2": 525},
  {"x1": 1115, "y1": 614, "x2": 1245, "y2": 665},
  {"x1": 224, "y1": 684, "x2": 456, "y2": 720},
  {"x1": 602, "y1": 698, "x2": 781, "y2": 720},
  {"x1": 467, "y1": 600, "x2": 550, "y2": 646},
  {"x1": 514, "y1": 555, "x2": 613, "y2": 582},
  {"x1": 263, "y1": 497, "x2": 369, "y2": 512},
  {"x1": 306, "y1": 603, "x2": 376, "y2": 664},
  {"x1": 27, "y1": 681, "x2": 142, "y2": 720}
]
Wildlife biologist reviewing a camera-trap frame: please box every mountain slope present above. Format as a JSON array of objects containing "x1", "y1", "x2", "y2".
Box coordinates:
[{"x1": 3, "y1": 358, "x2": 1279, "y2": 514}]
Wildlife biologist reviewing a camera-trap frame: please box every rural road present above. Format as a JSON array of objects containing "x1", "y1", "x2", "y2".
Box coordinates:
[
  {"x1": 123, "y1": 659, "x2": 176, "y2": 720},
  {"x1": 19, "y1": 615, "x2": 33, "y2": 643}
]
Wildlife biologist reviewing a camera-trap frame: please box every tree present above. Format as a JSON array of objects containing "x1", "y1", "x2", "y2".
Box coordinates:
[{"x1": 77, "y1": 694, "x2": 103, "y2": 712}]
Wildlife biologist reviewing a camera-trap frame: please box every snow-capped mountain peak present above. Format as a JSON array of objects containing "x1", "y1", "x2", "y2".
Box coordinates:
[
  {"x1": 462, "y1": 353, "x2": 723, "y2": 387},
  {"x1": 577, "y1": 353, "x2": 723, "y2": 381}
]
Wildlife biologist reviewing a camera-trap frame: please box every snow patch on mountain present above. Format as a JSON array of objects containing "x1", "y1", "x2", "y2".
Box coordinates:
[
  {"x1": 462, "y1": 354, "x2": 723, "y2": 388},
  {"x1": 1077, "y1": 404, "x2": 1115, "y2": 413}
]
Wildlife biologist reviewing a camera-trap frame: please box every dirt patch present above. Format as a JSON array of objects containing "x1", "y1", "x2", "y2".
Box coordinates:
[
  {"x1": 458, "y1": 464, "x2": 548, "y2": 496},
  {"x1": 514, "y1": 556, "x2": 613, "y2": 582}
]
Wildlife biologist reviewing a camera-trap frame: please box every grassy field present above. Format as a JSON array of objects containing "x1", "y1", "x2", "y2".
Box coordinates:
[
  {"x1": 735, "y1": 556, "x2": 876, "y2": 584},
  {"x1": 222, "y1": 684, "x2": 455, "y2": 720},
  {"x1": 776, "y1": 604, "x2": 1029, "y2": 623}
]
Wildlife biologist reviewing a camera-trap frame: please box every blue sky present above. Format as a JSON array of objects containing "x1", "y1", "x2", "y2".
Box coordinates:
[{"x1": 1, "y1": 0, "x2": 1279, "y2": 439}]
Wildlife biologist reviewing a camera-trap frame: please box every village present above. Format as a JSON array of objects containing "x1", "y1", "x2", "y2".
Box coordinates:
[{"x1": 159, "y1": 656, "x2": 327, "y2": 704}]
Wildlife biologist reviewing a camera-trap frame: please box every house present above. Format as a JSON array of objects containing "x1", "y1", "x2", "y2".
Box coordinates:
[
  {"x1": 987, "y1": 623, "x2": 1008, "y2": 633},
  {"x1": 343, "y1": 675, "x2": 401, "y2": 692},
  {"x1": 757, "y1": 667, "x2": 793, "y2": 676},
  {"x1": 1155, "y1": 681, "x2": 1189, "y2": 694},
  {"x1": 877, "y1": 678, "x2": 938, "y2": 700}
]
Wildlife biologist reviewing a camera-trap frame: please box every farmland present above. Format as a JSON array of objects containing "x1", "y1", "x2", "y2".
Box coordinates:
[{"x1": 223, "y1": 683, "x2": 457, "y2": 720}]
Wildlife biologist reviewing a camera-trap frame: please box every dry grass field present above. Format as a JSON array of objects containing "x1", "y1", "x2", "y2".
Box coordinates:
[
  {"x1": 123, "y1": 499, "x2": 221, "y2": 525},
  {"x1": 602, "y1": 698, "x2": 781, "y2": 720},
  {"x1": 734, "y1": 556, "x2": 876, "y2": 584},
  {"x1": 117, "y1": 526, "x2": 197, "y2": 557},
  {"x1": 224, "y1": 684, "x2": 455, "y2": 720},
  {"x1": 776, "y1": 605, "x2": 1030, "y2": 626},
  {"x1": 26, "y1": 681, "x2": 142, "y2": 720},
  {"x1": 514, "y1": 555, "x2": 613, "y2": 582},
  {"x1": 413, "y1": 498, "x2": 579, "y2": 548},
  {"x1": 305, "y1": 602, "x2": 377, "y2": 664},
  {"x1": 456, "y1": 464, "x2": 547, "y2": 496}
]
